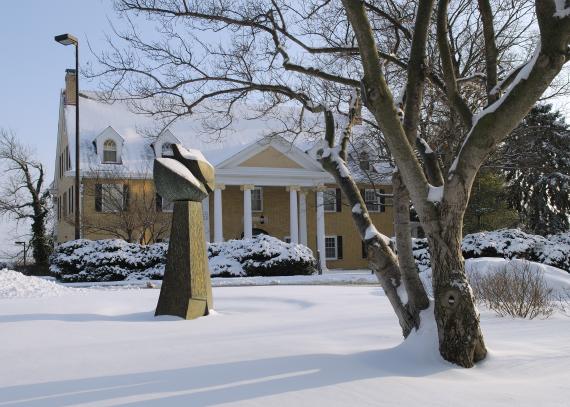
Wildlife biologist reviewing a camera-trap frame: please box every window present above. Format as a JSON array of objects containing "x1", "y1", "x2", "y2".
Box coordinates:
[
  {"x1": 323, "y1": 188, "x2": 340, "y2": 212},
  {"x1": 251, "y1": 187, "x2": 263, "y2": 211},
  {"x1": 161, "y1": 143, "x2": 174, "y2": 157},
  {"x1": 156, "y1": 194, "x2": 174, "y2": 212},
  {"x1": 103, "y1": 139, "x2": 117, "y2": 163},
  {"x1": 95, "y1": 183, "x2": 127, "y2": 213},
  {"x1": 359, "y1": 152, "x2": 370, "y2": 171},
  {"x1": 63, "y1": 191, "x2": 68, "y2": 218},
  {"x1": 364, "y1": 188, "x2": 385, "y2": 212},
  {"x1": 325, "y1": 236, "x2": 343, "y2": 260}
]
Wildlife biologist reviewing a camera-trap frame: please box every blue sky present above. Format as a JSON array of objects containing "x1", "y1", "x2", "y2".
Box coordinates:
[{"x1": 0, "y1": 1, "x2": 116, "y2": 254}]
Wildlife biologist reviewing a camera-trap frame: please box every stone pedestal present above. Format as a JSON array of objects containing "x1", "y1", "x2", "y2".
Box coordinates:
[{"x1": 155, "y1": 200, "x2": 213, "y2": 319}]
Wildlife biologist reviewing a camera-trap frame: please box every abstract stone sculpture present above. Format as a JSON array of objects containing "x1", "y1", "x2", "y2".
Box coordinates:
[{"x1": 154, "y1": 144, "x2": 214, "y2": 319}]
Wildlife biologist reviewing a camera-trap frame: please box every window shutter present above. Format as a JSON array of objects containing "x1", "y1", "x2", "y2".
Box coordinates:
[
  {"x1": 156, "y1": 193, "x2": 163, "y2": 212},
  {"x1": 379, "y1": 188, "x2": 386, "y2": 212},
  {"x1": 95, "y1": 184, "x2": 102, "y2": 212},
  {"x1": 335, "y1": 188, "x2": 342, "y2": 212},
  {"x1": 337, "y1": 236, "x2": 343, "y2": 259},
  {"x1": 123, "y1": 184, "x2": 130, "y2": 211}
]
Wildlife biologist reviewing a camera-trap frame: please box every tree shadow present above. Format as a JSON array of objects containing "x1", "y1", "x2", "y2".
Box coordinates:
[
  {"x1": 0, "y1": 296, "x2": 316, "y2": 323},
  {"x1": 0, "y1": 345, "x2": 453, "y2": 406}
]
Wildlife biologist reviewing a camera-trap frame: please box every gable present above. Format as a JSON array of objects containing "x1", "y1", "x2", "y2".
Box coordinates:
[{"x1": 238, "y1": 146, "x2": 303, "y2": 169}]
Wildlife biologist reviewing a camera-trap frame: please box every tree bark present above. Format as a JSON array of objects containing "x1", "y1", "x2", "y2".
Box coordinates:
[
  {"x1": 392, "y1": 172, "x2": 430, "y2": 318},
  {"x1": 428, "y1": 205, "x2": 487, "y2": 367}
]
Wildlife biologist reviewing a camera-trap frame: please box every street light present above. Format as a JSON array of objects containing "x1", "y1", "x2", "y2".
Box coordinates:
[
  {"x1": 55, "y1": 33, "x2": 81, "y2": 240},
  {"x1": 15, "y1": 241, "x2": 27, "y2": 267}
]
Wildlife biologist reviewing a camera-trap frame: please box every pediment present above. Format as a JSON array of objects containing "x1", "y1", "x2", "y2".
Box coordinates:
[
  {"x1": 217, "y1": 136, "x2": 324, "y2": 172},
  {"x1": 238, "y1": 146, "x2": 303, "y2": 169}
]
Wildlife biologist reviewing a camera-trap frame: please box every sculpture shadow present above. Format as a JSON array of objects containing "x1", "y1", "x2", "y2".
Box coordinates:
[{"x1": 0, "y1": 344, "x2": 453, "y2": 406}]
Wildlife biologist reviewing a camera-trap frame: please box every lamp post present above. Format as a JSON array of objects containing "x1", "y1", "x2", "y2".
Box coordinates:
[
  {"x1": 15, "y1": 241, "x2": 27, "y2": 267},
  {"x1": 54, "y1": 33, "x2": 80, "y2": 240}
]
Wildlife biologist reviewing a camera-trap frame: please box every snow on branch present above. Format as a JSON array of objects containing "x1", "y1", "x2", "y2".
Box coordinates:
[{"x1": 554, "y1": 0, "x2": 570, "y2": 18}]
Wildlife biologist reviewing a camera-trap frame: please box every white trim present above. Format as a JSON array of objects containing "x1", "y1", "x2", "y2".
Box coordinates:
[
  {"x1": 95, "y1": 127, "x2": 124, "y2": 165},
  {"x1": 324, "y1": 235, "x2": 338, "y2": 260},
  {"x1": 152, "y1": 129, "x2": 181, "y2": 158},
  {"x1": 217, "y1": 136, "x2": 324, "y2": 172},
  {"x1": 323, "y1": 188, "x2": 337, "y2": 212},
  {"x1": 364, "y1": 188, "x2": 383, "y2": 213},
  {"x1": 252, "y1": 186, "x2": 263, "y2": 212}
]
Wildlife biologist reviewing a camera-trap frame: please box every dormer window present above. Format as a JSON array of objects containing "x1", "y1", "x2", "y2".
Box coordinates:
[
  {"x1": 359, "y1": 152, "x2": 370, "y2": 171},
  {"x1": 103, "y1": 139, "x2": 117, "y2": 163},
  {"x1": 161, "y1": 142, "x2": 174, "y2": 157}
]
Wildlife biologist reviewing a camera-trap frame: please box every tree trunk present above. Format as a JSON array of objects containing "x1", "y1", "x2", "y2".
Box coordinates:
[
  {"x1": 30, "y1": 212, "x2": 50, "y2": 266},
  {"x1": 392, "y1": 172, "x2": 430, "y2": 320},
  {"x1": 428, "y1": 207, "x2": 487, "y2": 367}
]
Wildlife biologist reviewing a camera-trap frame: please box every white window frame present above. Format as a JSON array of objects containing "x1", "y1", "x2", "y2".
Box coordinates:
[
  {"x1": 102, "y1": 139, "x2": 118, "y2": 163},
  {"x1": 161, "y1": 196, "x2": 174, "y2": 212},
  {"x1": 101, "y1": 183, "x2": 125, "y2": 213},
  {"x1": 251, "y1": 186, "x2": 263, "y2": 212},
  {"x1": 364, "y1": 188, "x2": 383, "y2": 212},
  {"x1": 161, "y1": 142, "x2": 174, "y2": 157},
  {"x1": 324, "y1": 235, "x2": 338, "y2": 260},
  {"x1": 323, "y1": 188, "x2": 337, "y2": 212}
]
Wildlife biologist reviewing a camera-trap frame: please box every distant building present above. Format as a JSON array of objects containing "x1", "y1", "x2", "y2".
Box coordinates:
[{"x1": 53, "y1": 70, "x2": 395, "y2": 270}]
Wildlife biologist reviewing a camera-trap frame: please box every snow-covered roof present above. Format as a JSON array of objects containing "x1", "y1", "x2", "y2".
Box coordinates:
[{"x1": 61, "y1": 92, "x2": 392, "y2": 183}]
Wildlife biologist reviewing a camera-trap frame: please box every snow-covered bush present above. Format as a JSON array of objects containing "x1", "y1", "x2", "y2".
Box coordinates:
[
  {"x1": 50, "y1": 239, "x2": 167, "y2": 282},
  {"x1": 462, "y1": 229, "x2": 570, "y2": 272},
  {"x1": 208, "y1": 235, "x2": 317, "y2": 277},
  {"x1": 409, "y1": 229, "x2": 570, "y2": 273},
  {"x1": 50, "y1": 235, "x2": 316, "y2": 282}
]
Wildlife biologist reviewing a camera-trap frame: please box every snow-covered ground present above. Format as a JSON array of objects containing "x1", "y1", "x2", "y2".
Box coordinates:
[{"x1": 0, "y1": 262, "x2": 569, "y2": 406}]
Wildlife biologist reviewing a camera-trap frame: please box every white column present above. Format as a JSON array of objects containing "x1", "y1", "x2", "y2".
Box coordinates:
[
  {"x1": 214, "y1": 184, "x2": 225, "y2": 242},
  {"x1": 299, "y1": 189, "x2": 308, "y2": 246},
  {"x1": 241, "y1": 184, "x2": 254, "y2": 240},
  {"x1": 288, "y1": 186, "x2": 299, "y2": 244},
  {"x1": 316, "y1": 186, "x2": 327, "y2": 271},
  {"x1": 202, "y1": 196, "x2": 210, "y2": 242}
]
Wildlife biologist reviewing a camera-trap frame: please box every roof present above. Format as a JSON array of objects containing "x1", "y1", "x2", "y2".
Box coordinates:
[{"x1": 60, "y1": 92, "x2": 392, "y2": 183}]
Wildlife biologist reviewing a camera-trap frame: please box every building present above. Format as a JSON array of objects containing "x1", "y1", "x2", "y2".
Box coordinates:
[{"x1": 53, "y1": 70, "x2": 394, "y2": 270}]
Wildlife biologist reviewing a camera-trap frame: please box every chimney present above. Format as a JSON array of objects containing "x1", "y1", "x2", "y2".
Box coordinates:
[{"x1": 64, "y1": 69, "x2": 77, "y2": 105}]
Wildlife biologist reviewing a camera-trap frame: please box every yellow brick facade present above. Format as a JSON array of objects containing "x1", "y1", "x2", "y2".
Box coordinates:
[{"x1": 57, "y1": 178, "x2": 393, "y2": 269}]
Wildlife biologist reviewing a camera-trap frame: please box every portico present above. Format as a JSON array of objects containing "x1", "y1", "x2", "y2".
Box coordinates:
[{"x1": 207, "y1": 137, "x2": 332, "y2": 270}]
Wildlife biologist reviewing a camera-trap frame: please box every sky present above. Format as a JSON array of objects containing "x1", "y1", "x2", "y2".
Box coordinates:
[{"x1": 0, "y1": 1, "x2": 117, "y2": 256}]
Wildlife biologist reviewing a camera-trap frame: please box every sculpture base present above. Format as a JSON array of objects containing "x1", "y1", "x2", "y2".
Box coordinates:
[{"x1": 155, "y1": 200, "x2": 213, "y2": 319}]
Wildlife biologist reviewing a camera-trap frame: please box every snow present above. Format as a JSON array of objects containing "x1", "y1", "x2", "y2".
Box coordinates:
[
  {"x1": 0, "y1": 270, "x2": 77, "y2": 299},
  {"x1": 1, "y1": 279, "x2": 569, "y2": 406},
  {"x1": 427, "y1": 185, "x2": 444, "y2": 203},
  {"x1": 448, "y1": 44, "x2": 541, "y2": 179},
  {"x1": 417, "y1": 137, "x2": 433, "y2": 154},
  {"x1": 364, "y1": 224, "x2": 380, "y2": 240},
  {"x1": 554, "y1": 0, "x2": 570, "y2": 18},
  {"x1": 351, "y1": 203, "x2": 362, "y2": 214},
  {"x1": 155, "y1": 157, "x2": 201, "y2": 185},
  {"x1": 319, "y1": 145, "x2": 351, "y2": 178},
  {"x1": 176, "y1": 145, "x2": 209, "y2": 163}
]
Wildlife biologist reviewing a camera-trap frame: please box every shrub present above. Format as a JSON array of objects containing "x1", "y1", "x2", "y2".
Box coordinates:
[
  {"x1": 469, "y1": 260, "x2": 554, "y2": 319},
  {"x1": 50, "y1": 239, "x2": 167, "y2": 282},
  {"x1": 208, "y1": 235, "x2": 317, "y2": 277},
  {"x1": 409, "y1": 229, "x2": 570, "y2": 273},
  {"x1": 50, "y1": 235, "x2": 317, "y2": 282}
]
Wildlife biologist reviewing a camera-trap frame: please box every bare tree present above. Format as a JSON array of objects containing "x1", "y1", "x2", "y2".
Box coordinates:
[
  {"x1": 90, "y1": 0, "x2": 570, "y2": 367},
  {"x1": 0, "y1": 129, "x2": 52, "y2": 266},
  {"x1": 80, "y1": 164, "x2": 170, "y2": 244}
]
